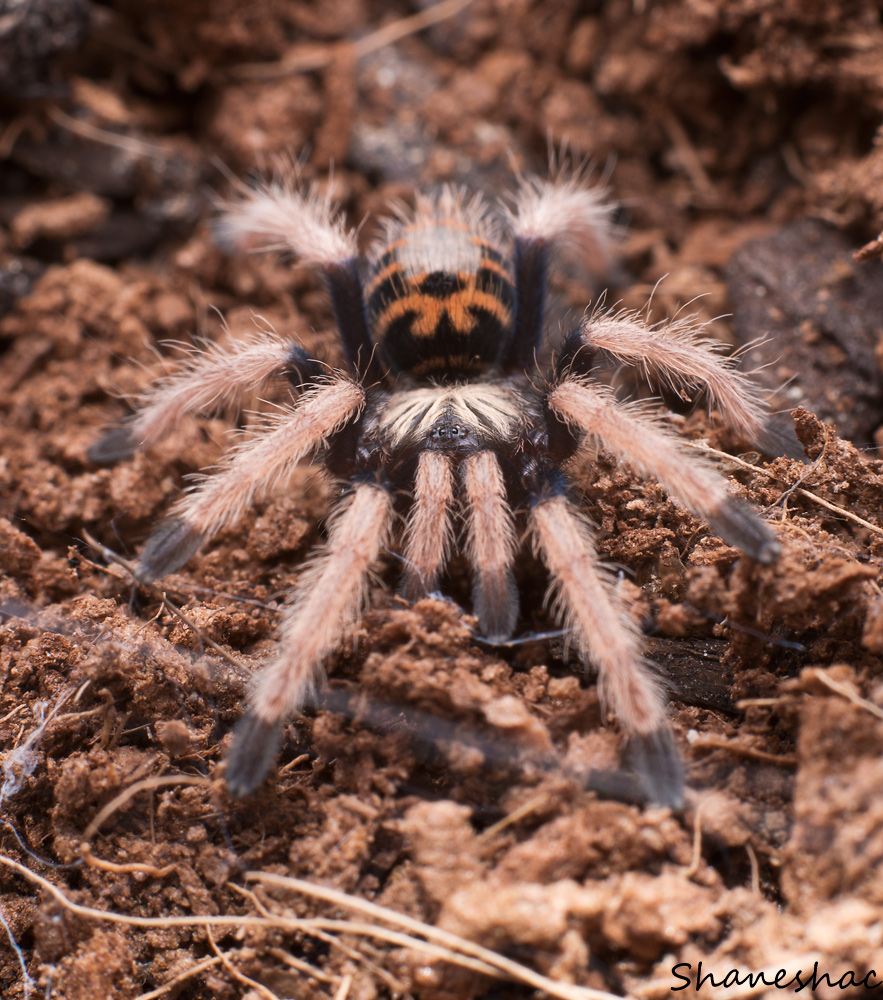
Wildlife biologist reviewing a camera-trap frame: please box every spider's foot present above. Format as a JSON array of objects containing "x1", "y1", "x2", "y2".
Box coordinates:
[
  {"x1": 754, "y1": 417, "x2": 805, "y2": 463},
  {"x1": 708, "y1": 498, "x2": 781, "y2": 564},
  {"x1": 87, "y1": 425, "x2": 139, "y2": 464},
  {"x1": 224, "y1": 711, "x2": 284, "y2": 799},
  {"x1": 135, "y1": 518, "x2": 204, "y2": 584},
  {"x1": 626, "y1": 726, "x2": 685, "y2": 810}
]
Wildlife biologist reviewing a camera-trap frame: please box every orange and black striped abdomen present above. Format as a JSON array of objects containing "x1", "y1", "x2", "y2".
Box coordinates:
[{"x1": 366, "y1": 221, "x2": 514, "y2": 379}]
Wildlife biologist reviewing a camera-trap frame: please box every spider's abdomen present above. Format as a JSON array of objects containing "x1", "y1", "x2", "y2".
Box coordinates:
[{"x1": 365, "y1": 218, "x2": 514, "y2": 379}]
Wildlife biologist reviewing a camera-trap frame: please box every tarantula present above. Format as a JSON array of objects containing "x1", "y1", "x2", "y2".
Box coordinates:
[{"x1": 91, "y1": 168, "x2": 792, "y2": 808}]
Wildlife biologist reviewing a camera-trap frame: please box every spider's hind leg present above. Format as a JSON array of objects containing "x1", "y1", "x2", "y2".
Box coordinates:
[
  {"x1": 526, "y1": 471, "x2": 685, "y2": 808},
  {"x1": 225, "y1": 476, "x2": 396, "y2": 798}
]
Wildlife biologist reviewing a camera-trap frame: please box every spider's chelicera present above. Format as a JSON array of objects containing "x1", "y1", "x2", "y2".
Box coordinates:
[{"x1": 91, "y1": 169, "x2": 794, "y2": 807}]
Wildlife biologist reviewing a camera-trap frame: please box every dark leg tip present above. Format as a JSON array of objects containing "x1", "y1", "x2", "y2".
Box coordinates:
[
  {"x1": 135, "y1": 518, "x2": 204, "y2": 584},
  {"x1": 224, "y1": 711, "x2": 284, "y2": 799},
  {"x1": 626, "y1": 727, "x2": 685, "y2": 810},
  {"x1": 708, "y1": 499, "x2": 780, "y2": 564},
  {"x1": 475, "y1": 575, "x2": 519, "y2": 644},
  {"x1": 87, "y1": 426, "x2": 139, "y2": 464},
  {"x1": 753, "y1": 418, "x2": 806, "y2": 463}
]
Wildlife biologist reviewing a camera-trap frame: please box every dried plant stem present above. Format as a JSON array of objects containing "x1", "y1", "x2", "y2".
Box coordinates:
[
  {"x1": 231, "y1": 0, "x2": 473, "y2": 80},
  {"x1": 0, "y1": 851, "x2": 626, "y2": 1000},
  {"x1": 266, "y1": 947, "x2": 340, "y2": 986},
  {"x1": 249, "y1": 871, "x2": 626, "y2": 1000},
  {"x1": 133, "y1": 955, "x2": 223, "y2": 1000},
  {"x1": 81, "y1": 845, "x2": 176, "y2": 879},
  {"x1": 690, "y1": 735, "x2": 797, "y2": 768},
  {"x1": 82, "y1": 530, "x2": 252, "y2": 676},
  {"x1": 808, "y1": 667, "x2": 883, "y2": 722},
  {"x1": 682, "y1": 797, "x2": 706, "y2": 879},
  {"x1": 81, "y1": 773, "x2": 214, "y2": 843},
  {"x1": 685, "y1": 441, "x2": 883, "y2": 540},
  {"x1": 207, "y1": 927, "x2": 282, "y2": 1000}
]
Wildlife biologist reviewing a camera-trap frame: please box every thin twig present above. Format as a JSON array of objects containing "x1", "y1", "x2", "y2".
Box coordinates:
[
  {"x1": 307, "y1": 927, "x2": 406, "y2": 996},
  {"x1": 682, "y1": 797, "x2": 706, "y2": 879},
  {"x1": 808, "y1": 667, "x2": 883, "y2": 722},
  {"x1": 690, "y1": 735, "x2": 797, "y2": 768},
  {"x1": 267, "y1": 947, "x2": 340, "y2": 986},
  {"x1": 82, "y1": 530, "x2": 252, "y2": 676},
  {"x1": 81, "y1": 773, "x2": 213, "y2": 844},
  {"x1": 0, "y1": 856, "x2": 519, "y2": 988},
  {"x1": 249, "y1": 871, "x2": 627, "y2": 1000},
  {"x1": 208, "y1": 928, "x2": 282, "y2": 1000},
  {"x1": 230, "y1": 0, "x2": 472, "y2": 80},
  {"x1": 745, "y1": 842, "x2": 760, "y2": 896},
  {"x1": 333, "y1": 974, "x2": 353, "y2": 1000},
  {"x1": 47, "y1": 106, "x2": 171, "y2": 158},
  {"x1": 81, "y1": 844, "x2": 175, "y2": 879},
  {"x1": 133, "y1": 955, "x2": 223, "y2": 1000},
  {"x1": 477, "y1": 793, "x2": 547, "y2": 842},
  {"x1": 684, "y1": 441, "x2": 883, "y2": 540}
]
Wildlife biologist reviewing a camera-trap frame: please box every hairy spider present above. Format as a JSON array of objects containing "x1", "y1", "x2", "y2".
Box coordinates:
[{"x1": 91, "y1": 168, "x2": 792, "y2": 807}]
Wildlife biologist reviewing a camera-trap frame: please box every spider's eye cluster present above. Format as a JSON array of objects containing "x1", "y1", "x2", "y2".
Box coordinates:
[{"x1": 365, "y1": 218, "x2": 514, "y2": 379}]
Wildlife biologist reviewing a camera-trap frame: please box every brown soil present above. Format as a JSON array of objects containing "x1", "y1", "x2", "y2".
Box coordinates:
[{"x1": 2, "y1": 2, "x2": 883, "y2": 998}]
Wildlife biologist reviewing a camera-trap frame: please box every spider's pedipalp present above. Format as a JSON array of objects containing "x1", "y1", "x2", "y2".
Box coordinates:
[
  {"x1": 506, "y1": 172, "x2": 616, "y2": 262},
  {"x1": 503, "y1": 172, "x2": 616, "y2": 372},
  {"x1": 576, "y1": 307, "x2": 782, "y2": 450},
  {"x1": 217, "y1": 177, "x2": 380, "y2": 381},
  {"x1": 88, "y1": 334, "x2": 304, "y2": 463},
  {"x1": 226, "y1": 481, "x2": 395, "y2": 797},
  {"x1": 216, "y1": 177, "x2": 358, "y2": 269},
  {"x1": 529, "y1": 493, "x2": 682, "y2": 807},
  {"x1": 548, "y1": 378, "x2": 780, "y2": 563},
  {"x1": 462, "y1": 450, "x2": 518, "y2": 642},
  {"x1": 135, "y1": 376, "x2": 365, "y2": 583},
  {"x1": 400, "y1": 450, "x2": 455, "y2": 601}
]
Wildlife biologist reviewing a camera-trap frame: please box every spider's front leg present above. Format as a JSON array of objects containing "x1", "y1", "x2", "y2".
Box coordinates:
[
  {"x1": 134, "y1": 375, "x2": 365, "y2": 583},
  {"x1": 88, "y1": 335, "x2": 324, "y2": 463},
  {"x1": 566, "y1": 307, "x2": 802, "y2": 459}
]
